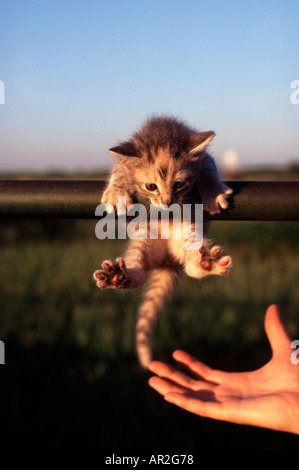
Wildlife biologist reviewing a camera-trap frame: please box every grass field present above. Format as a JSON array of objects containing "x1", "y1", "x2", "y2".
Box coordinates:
[{"x1": 0, "y1": 173, "x2": 299, "y2": 450}]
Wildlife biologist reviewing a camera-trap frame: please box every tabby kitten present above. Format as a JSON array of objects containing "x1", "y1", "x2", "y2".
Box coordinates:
[
  {"x1": 102, "y1": 116, "x2": 232, "y2": 214},
  {"x1": 94, "y1": 116, "x2": 232, "y2": 368}
]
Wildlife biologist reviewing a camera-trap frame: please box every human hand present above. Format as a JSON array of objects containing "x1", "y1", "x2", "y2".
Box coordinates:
[{"x1": 148, "y1": 305, "x2": 299, "y2": 435}]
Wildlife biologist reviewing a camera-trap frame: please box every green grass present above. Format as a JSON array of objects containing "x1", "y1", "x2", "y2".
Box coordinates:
[
  {"x1": 0, "y1": 219, "x2": 299, "y2": 449},
  {"x1": 1, "y1": 221, "x2": 299, "y2": 368}
]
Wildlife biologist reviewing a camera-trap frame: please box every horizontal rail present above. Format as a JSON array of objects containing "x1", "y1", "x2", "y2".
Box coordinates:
[{"x1": 0, "y1": 180, "x2": 298, "y2": 220}]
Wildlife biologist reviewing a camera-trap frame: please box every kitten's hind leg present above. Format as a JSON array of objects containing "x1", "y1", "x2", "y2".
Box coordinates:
[
  {"x1": 93, "y1": 257, "x2": 146, "y2": 289},
  {"x1": 185, "y1": 243, "x2": 232, "y2": 279}
]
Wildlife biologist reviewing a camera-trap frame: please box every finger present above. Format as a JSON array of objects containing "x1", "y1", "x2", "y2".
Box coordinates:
[
  {"x1": 148, "y1": 376, "x2": 187, "y2": 397},
  {"x1": 148, "y1": 361, "x2": 200, "y2": 389},
  {"x1": 264, "y1": 304, "x2": 292, "y2": 355},
  {"x1": 164, "y1": 392, "x2": 284, "y2": 431},
  {"x1": 149, "y1": 378, "x2": 217, "y2": 403},
  {"x1": 172, "y1": 350, "x2": 223, "y2": 383},
  {"x1": 164, "y1": 391, "x2": 240, "y2": 424},
  {"x1": 148, "y1": 360, "x2": 175, "y2": 376},
  {"x1": 164, "y1": 391, "x2": 220, "y2": 416}
]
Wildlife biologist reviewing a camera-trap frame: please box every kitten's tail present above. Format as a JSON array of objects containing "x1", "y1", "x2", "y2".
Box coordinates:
[{"x1": 136, "y1": 267, "x2": 180, "y2": 369}]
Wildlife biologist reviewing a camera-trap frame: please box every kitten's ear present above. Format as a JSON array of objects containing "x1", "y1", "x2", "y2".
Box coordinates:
[
  {"x1": 109, "y1": 141, "x2": 139, "y2": 167},
  {"x1": 189, "y1": 131, "x2": 215, "y2": 158}
]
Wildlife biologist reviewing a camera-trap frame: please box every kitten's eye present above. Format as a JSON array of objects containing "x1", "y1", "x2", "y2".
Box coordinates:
[
  {"x1": 145, "y1": 183, "x2": 158, "y2": 191},
  {"x1": 174, "y1": 181, "x2": 185, "y2": 190}
]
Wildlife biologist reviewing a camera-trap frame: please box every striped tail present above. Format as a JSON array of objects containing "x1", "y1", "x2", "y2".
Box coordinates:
[{"x1": 136, "y1": 267, "x2": 180, "y2": 368}]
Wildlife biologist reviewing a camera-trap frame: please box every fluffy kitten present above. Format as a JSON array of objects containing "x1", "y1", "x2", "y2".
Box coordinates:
[
  {"x1": 94, "y1": 116, "x2": 232, "y2": 368},
  {"x1": 102, "y1": 116, "x2": 231, "y2": 214}
]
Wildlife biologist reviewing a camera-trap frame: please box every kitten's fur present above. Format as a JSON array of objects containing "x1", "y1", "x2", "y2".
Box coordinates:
[{"x1": 94, "y1": 116, "x2": 232, "y2": 368}]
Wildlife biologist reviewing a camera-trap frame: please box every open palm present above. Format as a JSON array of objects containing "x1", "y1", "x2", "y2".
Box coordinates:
[{"x1": 149, "y1": 305, "x2": 299, "y2": 435}]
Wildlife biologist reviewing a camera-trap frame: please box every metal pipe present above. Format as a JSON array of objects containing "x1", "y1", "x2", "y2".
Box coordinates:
[{"x1": 0, "y1": 180, "x2": 298, "y2": 220}]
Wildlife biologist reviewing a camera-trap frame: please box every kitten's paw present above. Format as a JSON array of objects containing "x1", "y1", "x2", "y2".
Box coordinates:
[
  {"x1": 202, "y1": 184, "x2": 233, "y2": 214},
  {"x1": 215, "y1": 185, "x2": 233, "y2": 210},
  {"x1": 101, "y1": 188, "x2": 135, "y2": 215},
  {"x1": 93, "y1": 257, "x2": 130, "y2": 288},
  {"x1": 200, "y1": 244, "x2": 232, "y2": 275}
]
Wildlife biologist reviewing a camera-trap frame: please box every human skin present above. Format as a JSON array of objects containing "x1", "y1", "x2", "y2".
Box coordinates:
[{"x1": 148, "y1": 304, "x2": 299, "y2": 435}]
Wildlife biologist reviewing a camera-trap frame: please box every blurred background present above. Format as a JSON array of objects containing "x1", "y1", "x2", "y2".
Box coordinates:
[
  {"x1": 1, "y1": 0, "x2": 299, "y2": 174},
  {"x1": 0, "y1": 0, "x2": 299, "y2": 450}
]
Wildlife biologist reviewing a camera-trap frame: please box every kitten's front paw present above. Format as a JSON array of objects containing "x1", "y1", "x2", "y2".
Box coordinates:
[
  {"x1": 202, "y1": 184, "x2": 233, "y2": 215},
  {"x1": 101, "y1": 188, "x2": 135, "y2": 215},
  {"x1": 200, "y1": 244, "x2": 232, "y2": 275},
  {"x1": 93, "y1": 257, "x2": 130, "y2": 289}
]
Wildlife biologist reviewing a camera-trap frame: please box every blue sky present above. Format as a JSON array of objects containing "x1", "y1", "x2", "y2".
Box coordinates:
[{"x1": 0, "y1": 0, "x2": 298, "y2": 172}]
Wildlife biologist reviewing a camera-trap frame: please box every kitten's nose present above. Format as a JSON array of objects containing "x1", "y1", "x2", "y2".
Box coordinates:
[{"x1": 161, "y1": 195, "x2": 172, "y2": 206}]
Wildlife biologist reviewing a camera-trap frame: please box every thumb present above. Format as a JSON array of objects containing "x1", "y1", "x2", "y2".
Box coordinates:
[{"x1": 264, "y1": 304, "x2": 292, "y2": 355}]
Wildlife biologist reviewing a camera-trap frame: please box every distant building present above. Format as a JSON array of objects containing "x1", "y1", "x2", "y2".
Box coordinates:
[{"x1": 223, "y1": 149, "x2": 240, "y2": 176}]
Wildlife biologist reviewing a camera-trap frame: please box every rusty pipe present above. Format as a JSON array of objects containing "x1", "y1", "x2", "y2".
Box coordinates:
[{"x1": 0, "y1": 180, "x2": 298, "y2": 221}]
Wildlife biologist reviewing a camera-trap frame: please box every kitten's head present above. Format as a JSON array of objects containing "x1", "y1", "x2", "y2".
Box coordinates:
[{"x1": 109, "y1": 116, "x2": 215, "y2": 207}]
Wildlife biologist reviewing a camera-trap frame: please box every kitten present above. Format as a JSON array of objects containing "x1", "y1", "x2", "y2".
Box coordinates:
[
  {"x1": 102, "y1": 115, "x2": 232, "y2": 214},
  {"x1": 94, "y1": 116, "x2": 232, "y2": 368}
]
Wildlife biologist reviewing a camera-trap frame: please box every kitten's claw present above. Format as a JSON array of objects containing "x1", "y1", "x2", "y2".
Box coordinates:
[
  {"x1": 112, "y1": 274, "x2": 124, "y2": 285},
  {"x1": 117, "y1": 257, "x2": 126, "y2": 269},
  {"x1": 200, "y1": 244, "x2": 232, "y2": 275},
  {"x1": 199, "y1": 244, "x2": 205, "y2": 254},
  {"x1": 93, "y1": 257, "x2": 130, "y2": 289},
  {"x1": 101, "y1": 188, "x2": 135, "y2": 215},
  {"x1": 202, "y1": 184, "x2": 233, "y2": 214},
  {"x1": 211, "y1": 245, "x2": 222, "y2": 259},
  {"x1": 219, "y1": 257, "x2": 230, "y2": 266},
  {"x1": 200, "y1": 260, "x2": 212, "y2": 271},
  {"x1": 102, "y1": 260, "x2": 113, "y2": 272}
]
